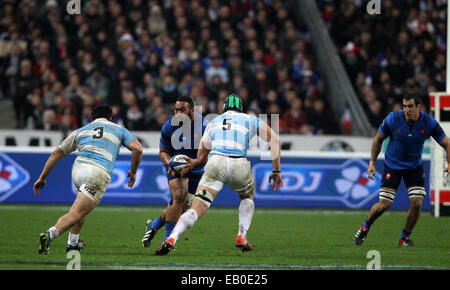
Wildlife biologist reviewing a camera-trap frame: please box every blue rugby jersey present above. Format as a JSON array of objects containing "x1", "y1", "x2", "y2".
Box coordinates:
[
  {"x1": 379, "y1": 110, "x2": 446, "y2": 170},
  {"x1": 58, "y1": 118, "x2": 136, "y2": 176},
  {"x1": 202, "y1": 111, "x2": 263, "y2": 158},
  {"x1": 159, "y1": 113, "x2": 209, "y2": 174}
]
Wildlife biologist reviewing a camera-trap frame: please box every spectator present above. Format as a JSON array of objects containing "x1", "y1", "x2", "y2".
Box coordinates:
[
  {"x1": 11, "y1": 59, "x2": 39, "y2": 128},
  {"x1": 85, "y1": 68, "x2": 109, "y2": 99},
  {"x1": 205, "y1": 56, "x2": 229, "y2": 85},
  {"x1": 160, "y1": 75, "x2": 180, "y2": 104},
  {"x1": 64, "y1": 73, "x2": 82, "y2": 100},
  {"x1": 281, "y1": 98, "x2": 308, "y2": 134},
  {"x1": 0, "y1": 0, "x2": 331, "y2": 134},
  {"x1": 319, "y1": 0, "x2": 445, "y2": 128},
  {"x1": 308, "y1": 99, "x2": 333, "y2": 135},
  {"x1": 42, "y1": 109, "x2": 57, "y2": 131}
]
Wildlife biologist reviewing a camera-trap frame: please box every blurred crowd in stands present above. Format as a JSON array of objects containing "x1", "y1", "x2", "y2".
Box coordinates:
[
  {"x1": 318, "y1": 0, "x2": 447, "y2": 128},
  {"x1": 0, "y1": 0, "x2": 339, "y2": 135}
]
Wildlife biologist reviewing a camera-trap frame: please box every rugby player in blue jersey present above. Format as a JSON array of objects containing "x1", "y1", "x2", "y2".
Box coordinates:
[
  {"x1": 141, "y1": 96, "x2": 209, "y2": 253},
  {"x1": 34, "y1": 105, "x2": 143, "y2": 254},
  {"x1": 154, "y1": 94, "x2": 283, "y2": 255},
  {"x1": 354, "y1": 95, "x2": 450, "y2": 247}
]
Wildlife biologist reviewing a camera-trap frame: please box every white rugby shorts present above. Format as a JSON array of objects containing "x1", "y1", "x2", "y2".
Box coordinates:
[
  {"x1": 199, "y1": 154, "x2": 254, "y2": 195},
  {"x1": 72, "y1": 161, "x2": 111, "y2": 204}
]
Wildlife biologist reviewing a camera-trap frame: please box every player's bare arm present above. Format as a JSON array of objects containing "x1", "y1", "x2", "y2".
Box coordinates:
[
  {"x1": 127, "y1": 139, "x2": 143, "y2": 188},
  {"x1": 33, "y1": 147, "x2": 66, "y2": 195},
  {"x1": 367, "y1": 131, "x2": 386, "y2": 180},
  {"x1": 438, "y1": 136, "x2": 450, "y2": 176},
  {"x1": 179, "y1": 140, "x2": 211, "y2": 176},
  {"x1": 159, "y1": 147, "x2": 175, "y2": 176},
  {"x1": 159, "y1": 147, "x2": 173, "y2": 167},
  {"x1": 258, "y1": 122, "x2": 283, "y2": 191}
]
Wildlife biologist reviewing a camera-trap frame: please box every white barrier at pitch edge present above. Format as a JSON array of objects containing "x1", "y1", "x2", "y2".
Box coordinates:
[
  {"x1": 0, "y1": 146, "x2": 431, "y2": 161},
  {"x1": 0, "y1": 130, "x2": 376, "y2": 152}
]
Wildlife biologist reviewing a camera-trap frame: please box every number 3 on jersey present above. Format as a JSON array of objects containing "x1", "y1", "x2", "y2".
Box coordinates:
[{"x1": 93, "y1": 127, "x2": 104, "y2": 139}]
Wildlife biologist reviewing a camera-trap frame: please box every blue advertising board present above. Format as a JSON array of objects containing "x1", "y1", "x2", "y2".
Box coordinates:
[{"x1": 0, "y1": 149, "x2": 430, "y2": 210}]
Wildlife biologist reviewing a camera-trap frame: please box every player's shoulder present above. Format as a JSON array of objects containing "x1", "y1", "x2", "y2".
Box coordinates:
[
  {"x1": 419, "y1": 111, "x2": 438, "y2": 126},
  {"x1": 419, "y1": 110, "x2": 434, "y2": 120},
  {"x1": 383, "y1": 110, "x2": 402, "y2": 124},
  {"x1": 201, "y1": 114, "x2": 209, "y2": 123},
  {"x1": 161, "y1": 117, "x2": 173, "y2": 130},
  {"x1": 89, "y1": 118, "x2": 123, "y2": 129},
  {"x1": 196, "y1": 114, "x2": 210, "y2": 126},
  {"x1": 208, "y1": 113, "x2": 225, "y2": 123}
]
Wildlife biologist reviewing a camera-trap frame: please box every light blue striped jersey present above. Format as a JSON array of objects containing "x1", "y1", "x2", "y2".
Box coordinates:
[
  {"x1": 202, "y1": 111, "x2": 263, "y2": 157},
  {"x1": 58, "y1": 118, "x2": 137, "y2": 176}
]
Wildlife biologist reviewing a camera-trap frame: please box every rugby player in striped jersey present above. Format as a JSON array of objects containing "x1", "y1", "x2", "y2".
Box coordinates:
[{"x1": 34, "y1": 105, "x2": 143, "y2": 254}]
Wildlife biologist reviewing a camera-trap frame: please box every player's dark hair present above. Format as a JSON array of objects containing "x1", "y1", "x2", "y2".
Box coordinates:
[
  {"x1": 92, "y1": 105, "x2": 113, "y2": 120},
  {"x1": 403, "y1": 94, "x2": 422, "y2": 106},
  {"x1": 176, "y1": 96, "x2": 194, "y2": 109}
]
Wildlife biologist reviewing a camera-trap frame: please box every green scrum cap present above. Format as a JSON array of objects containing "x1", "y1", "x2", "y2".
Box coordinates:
[{"x1": 223, "y1": 94, "x2": 243, "y2": 112}]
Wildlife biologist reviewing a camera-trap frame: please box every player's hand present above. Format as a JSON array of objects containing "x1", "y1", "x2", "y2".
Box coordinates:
[
  {"x1": 127, "y1": 170, "x2": 136, "y2": 188},
  {"x1": 367, "y1": 162, "x2": 376, "y2": 180},
  {"x1": 179, "y1": 156, "x2": 196, "y2": 176},
  {"x1": 33, "y1": 178, "x2": 46, "y2": 195},
  {"x1": 268, "y1": 172, "x2": 283, "y2": 191},
  {"x1": 444, "y1": 165, "x2": 450, "y2": 177}
]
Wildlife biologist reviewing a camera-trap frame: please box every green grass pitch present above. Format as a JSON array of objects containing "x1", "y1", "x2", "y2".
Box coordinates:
[{"x1": 0, "y1": 204, "x2": 449, "y2": 270}]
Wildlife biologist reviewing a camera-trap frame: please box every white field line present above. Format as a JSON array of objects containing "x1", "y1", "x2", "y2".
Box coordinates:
[{"x1": 0, "y1": 204, "x2": 406, "y2": 216}]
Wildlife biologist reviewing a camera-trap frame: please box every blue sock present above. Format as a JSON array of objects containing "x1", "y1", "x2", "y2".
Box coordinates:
[
  {"x1": 363, "y1": 220, "x2": 372, "y2": 230},
  {"x1": 150, "y1": 216, "x2": 165, "y2": 230},
  {"x1": 400, "y1": 229, "x2": 411, "y2": 240},
  {"x1": 164, "y1": 221, "x2": 176, "y2": 242}
]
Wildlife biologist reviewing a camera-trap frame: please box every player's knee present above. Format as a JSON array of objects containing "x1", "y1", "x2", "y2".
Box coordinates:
[
  {"x1": 172, "y1": 189, "x2": 187, "y2": 204},
  {"x1": 194, "y1": 189, "x2": 215, "y2": 207},
  {"x1": 237, "y1": 180, "x2": 254, "y2": 200},
  {"x1": 69, "y1": 211, "x2": 84, "y2": 223},
  {"x1": 409, "y1": 197, "x2": 423, "y2": 211},
  {"x1": 377, "y1": 198, "x2": 393, "y2": 211}
]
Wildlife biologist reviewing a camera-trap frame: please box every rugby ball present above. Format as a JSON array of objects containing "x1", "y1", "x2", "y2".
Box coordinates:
[{"x1": 168, "y1": 154, "x2": 189, "y2": 174}]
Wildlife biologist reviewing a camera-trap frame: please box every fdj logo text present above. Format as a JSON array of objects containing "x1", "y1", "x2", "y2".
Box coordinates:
[
  {"x1": 253, "y1": 159, "x2": 381, "y2": 208},
  {"x1": 260, "y1": 171, "x2": 322, "y2": 193}
]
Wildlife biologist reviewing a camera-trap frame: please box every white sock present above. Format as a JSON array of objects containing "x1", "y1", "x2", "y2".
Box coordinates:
[
  {"x1": 49, "y1": 226, "x2": 59, "y2": 240},
  {"x1": 238, "y1": 198, "x2": 254, "y2": 238},
  {"x1": 68, "y1": 233, "x2": 79, "y2": 246},
  {"x1": 170, "y1": 209, "x2": 198, "y2": 244}
]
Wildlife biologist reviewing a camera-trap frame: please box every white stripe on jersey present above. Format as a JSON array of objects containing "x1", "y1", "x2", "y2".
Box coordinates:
[
  {"x1": 79, "y1": 144, "x2": 113, "y2": 161},
  {"x1": 94, "y1": 118, "x2": 122, "y2": 128},
  {"x1": 75, "y1": 156, "x2": 109, "y2": 173},
  {"x1": 229, "y1": 123, "x2": 249, "y2": 135},
  {"x1": 210, "y1": 150, "x2": 243, "y2": 157},
  {"x1": 211, "y1": 139, "x2": 244, "y2": 150},
  {"x1": 77, "y1": 130, "x2": 121, "y2": 146}
]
